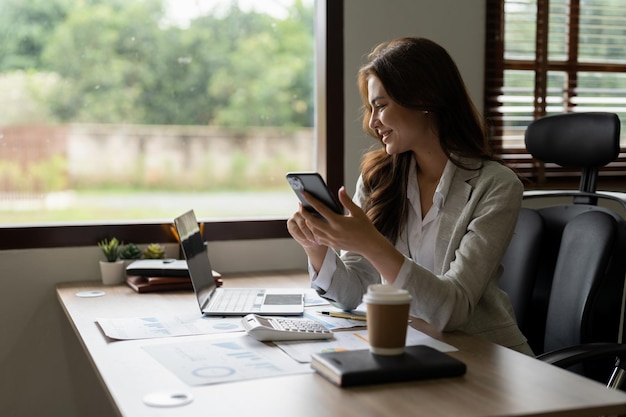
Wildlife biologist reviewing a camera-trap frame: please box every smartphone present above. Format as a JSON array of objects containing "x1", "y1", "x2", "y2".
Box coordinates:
[{"x1": 286, "y1": 172, "x2": 343, "y2": 218}]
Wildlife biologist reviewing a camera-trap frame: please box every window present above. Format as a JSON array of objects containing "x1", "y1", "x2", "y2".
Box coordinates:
[
  {"x1": 485, "y1": 0, "x2": 626, "y2": 183},
  {"x1": 0, "y1": 0, "x2": 344, "y2": 249}
]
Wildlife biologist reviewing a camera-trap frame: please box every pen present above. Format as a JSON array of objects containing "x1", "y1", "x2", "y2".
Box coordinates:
[{"x1": 318, "y1": 311, "x2": 367, "y2": 321}]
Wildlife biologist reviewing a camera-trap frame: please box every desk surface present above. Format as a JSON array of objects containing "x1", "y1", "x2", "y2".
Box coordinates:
[{"x1": 57, "y1": 271, "x2": 626, "y2": 417}]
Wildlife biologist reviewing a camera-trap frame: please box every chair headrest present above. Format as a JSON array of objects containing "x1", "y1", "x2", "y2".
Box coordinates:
[{"x1": 524, "y1": 112, "x2": 620, "y2": 168}]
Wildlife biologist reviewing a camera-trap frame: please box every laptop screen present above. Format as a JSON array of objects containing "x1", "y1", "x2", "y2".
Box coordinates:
[{"x1": 174, "y1": 210, "x2": 215, "y2": 311}]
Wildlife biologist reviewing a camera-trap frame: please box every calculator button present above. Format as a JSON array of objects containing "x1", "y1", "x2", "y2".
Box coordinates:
[{"x1": 242, "y1": 314, "x2": 334, "y2": 341}]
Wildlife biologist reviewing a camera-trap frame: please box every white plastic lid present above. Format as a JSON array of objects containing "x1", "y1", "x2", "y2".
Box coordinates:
[
  {"x1": 143, "y1": 391, "x2": 193, "y2": 408},
  {"x1": 362, "y1": 284, "x2": 412, "y2": 305}
]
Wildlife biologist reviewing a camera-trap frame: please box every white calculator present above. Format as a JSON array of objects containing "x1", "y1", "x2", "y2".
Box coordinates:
[{"x1": 242, "y1": 314, "x2": 333, "y2": 341}]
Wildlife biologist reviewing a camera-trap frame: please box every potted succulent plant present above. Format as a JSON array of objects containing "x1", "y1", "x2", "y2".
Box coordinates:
[
  {"x1": 143, "y1": 243, "x2": 166, "y2": 259},
  {"x1": 119, "y1": 242, "x2": 142, "y2": 267},
  {"x1": 97, "y1": 237, "x2": 125, "y2": 285},
  {"x1": 119, "y1": 242, "x2": 143, "y2": 276}
]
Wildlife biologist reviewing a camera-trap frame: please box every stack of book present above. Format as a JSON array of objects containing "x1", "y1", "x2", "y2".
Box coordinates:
[
  {"x1": 124, "y1": 259, "x2": 221, "y2": 293},
  {"x1": 126, "y1": 275, "x2": 194, "y2": 293}
]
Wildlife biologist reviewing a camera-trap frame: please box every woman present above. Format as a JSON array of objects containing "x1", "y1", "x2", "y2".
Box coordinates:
[{"x1": 287, "y1": 37, "x2": 532, "y2": 355}]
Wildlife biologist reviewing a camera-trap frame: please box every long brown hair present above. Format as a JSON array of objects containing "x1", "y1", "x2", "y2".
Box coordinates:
[{"x1": 357, "y1": 37, "x2": 496, "y2": 243}]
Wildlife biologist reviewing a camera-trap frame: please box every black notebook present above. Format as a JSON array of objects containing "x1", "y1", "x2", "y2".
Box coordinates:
[{"x1": 310, "y1": 345, "x2": 466, "y2": 387}]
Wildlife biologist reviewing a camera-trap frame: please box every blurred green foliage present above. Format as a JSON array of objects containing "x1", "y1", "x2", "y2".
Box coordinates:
[{"x1": 0, "y1": 0, "x2": 314, "y2": 128}]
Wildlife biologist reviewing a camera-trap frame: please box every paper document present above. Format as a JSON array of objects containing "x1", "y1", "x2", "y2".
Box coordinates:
[
  {"x1": 143, "y1": 334, "x2": 312, "y2": 386},
  {"x1": 304, "y1": 289, "x2": 330, "y2": 307},
  {"x1": 96, "y1": 289, "x2": 328, "y2": 340},
  {"x1": 275, "y1": 327, "x2": 457, "y2": 363},
  {"x1": 303, "y1": 307, "x2": 366, "y2": 330},
  {"x1": 96, "y1": 314, "x2": 244, "y2": 340}
]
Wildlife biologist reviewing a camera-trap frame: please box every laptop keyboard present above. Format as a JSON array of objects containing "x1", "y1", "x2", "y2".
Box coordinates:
[{"x1": 208, "y1": 289, "x2": 264, "y2": 312}]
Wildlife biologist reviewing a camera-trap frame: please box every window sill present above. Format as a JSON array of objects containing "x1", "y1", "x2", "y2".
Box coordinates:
[{"x1": 0, "y1": 218, "x2": 290, "y2": 250}]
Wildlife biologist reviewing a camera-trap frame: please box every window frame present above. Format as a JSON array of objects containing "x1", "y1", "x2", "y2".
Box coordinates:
[
  {"x1": 485, "y1": 0, "x2": 626, "y2": 186},
  {"x1": 0, "y1": 0, "x2": 344, "y2": 250}
]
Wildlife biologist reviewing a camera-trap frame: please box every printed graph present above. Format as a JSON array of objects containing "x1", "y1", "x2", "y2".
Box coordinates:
[{"x1": 143, "y1": 335, "x2": 311, "y2": 385}]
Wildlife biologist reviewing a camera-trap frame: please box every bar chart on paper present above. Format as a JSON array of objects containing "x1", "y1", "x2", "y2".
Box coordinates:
[
  {"x1": 142, "y1": 334, "x2": 312, "y2": 386},
  {"x1": 97, "y1": 315, "x2": 244, "y2": 340}
]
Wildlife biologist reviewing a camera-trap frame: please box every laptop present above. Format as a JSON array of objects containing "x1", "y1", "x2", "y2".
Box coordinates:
[{"x1": 174, "y1": 210, "x2": 305, "y2": 316}]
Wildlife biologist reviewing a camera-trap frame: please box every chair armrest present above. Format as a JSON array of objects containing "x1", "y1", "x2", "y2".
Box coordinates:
[
  {"x1": 537, "y1": 342, "x2": 626, "y2": 369},
  {"x1": 523, "y1": 190, "x2": 626, "y2": 211}
]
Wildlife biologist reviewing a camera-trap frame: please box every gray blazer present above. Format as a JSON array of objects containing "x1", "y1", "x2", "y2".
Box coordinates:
[{"x1": 314, "y1": 159, "x2": 528, "y2": 350}]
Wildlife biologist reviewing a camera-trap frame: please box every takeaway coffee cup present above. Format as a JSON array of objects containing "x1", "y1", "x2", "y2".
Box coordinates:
[{"x1": 363, "y1": 284, "x2": 412, "y2": 355}]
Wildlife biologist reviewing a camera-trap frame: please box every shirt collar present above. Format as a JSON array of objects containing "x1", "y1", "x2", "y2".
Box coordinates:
[
  {"x1": 434, "y1": 159, "x2": 456, "y2": 210},
  {"x1": 408, "y1": 158, "x2": 456, "y2": 211}
]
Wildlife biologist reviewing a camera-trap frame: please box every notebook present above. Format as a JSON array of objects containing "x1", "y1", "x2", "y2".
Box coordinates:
[
  {"x1": 310, "y1": 345, "x2": 466, "y2": 387},
  {"x1": 174, "y1": 210, "x2": 305, "y2": 316}
]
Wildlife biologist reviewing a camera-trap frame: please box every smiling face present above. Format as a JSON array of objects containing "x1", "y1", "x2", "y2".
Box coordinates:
[{"x1": 367, "y1": 75, "x2": 434, "y2": 156}]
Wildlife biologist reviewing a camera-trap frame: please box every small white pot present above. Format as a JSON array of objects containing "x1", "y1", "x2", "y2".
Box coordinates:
[{"x1": 99, "y1": 260, "x2": 126, "y2": 285}]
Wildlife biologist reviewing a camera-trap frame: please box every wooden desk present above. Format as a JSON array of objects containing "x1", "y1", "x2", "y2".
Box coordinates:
[{"x1": 57, "y1": 271, "x2": 626, "y2": 417}]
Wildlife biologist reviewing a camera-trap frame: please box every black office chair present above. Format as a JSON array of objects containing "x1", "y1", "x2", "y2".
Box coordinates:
[
  {"x1": 500, "y1": 112, "x2": 626, "y2": 388},
  {"x1": 500, "y1": 207, "x2": 543, "y2": 331}
]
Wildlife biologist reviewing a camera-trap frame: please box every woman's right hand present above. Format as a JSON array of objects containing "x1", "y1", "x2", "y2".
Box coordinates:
[
  {"x1": 287, "y1": 203, "x2": 329, "y2": 272},
  {"x1": 287, "y1": 202, "x2": 324, "y2": 249}
]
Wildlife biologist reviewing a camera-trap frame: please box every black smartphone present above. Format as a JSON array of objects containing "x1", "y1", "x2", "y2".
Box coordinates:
[{"x1": 286, "y1": 172, "x2": 343, "y2": 218}]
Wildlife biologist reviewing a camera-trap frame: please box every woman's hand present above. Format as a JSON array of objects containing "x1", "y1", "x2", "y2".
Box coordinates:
[
  {"x1": 286, "y1": 203, "x2": 325, "y2": 249},
  {"x1": 300, "y1": 186, "x2": 382, "y2": 255},
  {"x1": 288, "y1": 186, "x2": 404, "y2": 281},
  {"x1": 301, "y1": 186, "x2": 405, "y2": 282},
  {"x1": 287, "y1": 200, "x2": 330, "y2": 272}
]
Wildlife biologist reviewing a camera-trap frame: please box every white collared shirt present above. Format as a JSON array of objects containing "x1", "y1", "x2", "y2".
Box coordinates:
[{"x1": 402, "y1": 158, "x2": 455, "y2": 273}]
